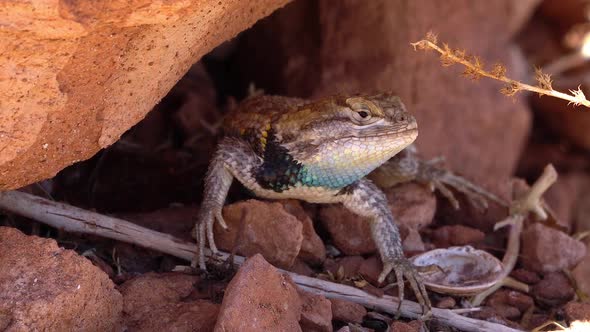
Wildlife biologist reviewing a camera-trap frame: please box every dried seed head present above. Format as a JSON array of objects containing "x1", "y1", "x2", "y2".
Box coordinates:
[
  {"x1": 500, "y1": 82, "x2": 521, "y2": 96},
  {"x1": 491, "y1": 63, "x2": 507, "y2": 78},
  {"x1": 534, "y1": 68, "x2": 553, "y2": 91}
]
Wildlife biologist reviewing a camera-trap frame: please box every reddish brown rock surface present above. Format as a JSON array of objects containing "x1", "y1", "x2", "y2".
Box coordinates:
[
  {"x1": 214, "y1": 199, "x2": 304, "y2": 269},
  {"x1": 329, "y1": 298, "x2": 367, "y2": 324},
  {"x1": 532, "y1": 272, "x2": 575, "y2": 306},
  {"x1": 521, "y1": 222, "x2": 586, "y2": 273},
  {"x1": 572, "y1": 253, "x2": 590, "y2": 297},
  {"x1": 280, "y1": 199, "x2": 327, "y2": 265},
  {"x1": 431, "y1": 225, "x2": 486, "y2": 248},
  {"x1": 0, "y1": 227, "x2": 122, "y2": 331},
  {"x1": 0, "y1": 0, "x2": 290, "y2": 190},
  {"x1": 214, "y1": 254, "x2": 302, "y2": 331},
  {"x1": 119, "y1": 272, "x2": 219, "y2": 331},
  {"x1": 298, "y1": 291, "x2": 333, "y2": 332},
  {"x1": 564, "y1": 301, "x2": 590, "y2": 323}
]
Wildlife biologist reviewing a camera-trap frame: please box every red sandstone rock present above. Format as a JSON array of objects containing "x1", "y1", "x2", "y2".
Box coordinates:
[
  {"x1": 324, "y1": 256, "x2": 364, "y2": 280},
  {"x1": 0, "y1": 227, "x2": 122, "y2": 331},
  {"x1": 564, "y1": 301, "x2": 590, "y2": 323},
  {"x1": 435, "y1": 297, "x2": 456, "y2": 309},
  {"x1": 0, "y1": 0, "x2": 290, "y2": 190},
  {"x1": 358, "y1": 256, "x2": 384, "y2": 286},
  {"x1": 431, "y1": 225, "x2": 486, "y2": 248},
  {"x1": 385, "y1": 183, "x2": 436, "y2": 231},
  {"x1": 214, "y1": 254, "x2": 302, "y2": 331},
  {"x1": 532, "y1": 272, "x2": 575, "y2": 306},
  {"x1": 119, "y1": 272, "x2": 219, "y2": 331},
  {"x1": 298, "y1": 291, "x2": 333, "y2": 332},
  {"x1": 214, "y1": 199, "x2": 304, "y2": 269},
  {"x1": 390, "y1": 320, "x2": 422, "y2": 332},
  {"x1": 521, "y1": 223, "x2": 586, "y2": 273},
  {"x1": 330, "y1": 298, "x2": 367, "y2": 324},
  {"x1": 319, "y1": 204, "x2": 375, "y2": 255},
  {"x1": 510, "y1": 268, "x2": 541, "y2": 285},
  {"x1": 572, "y1": 253, "x2": 590, "y2": 297},
  {"x1": 281, "y1": 199, "x2": 327, "y2": 265},
  {"x1": 486, "y1": 289, "x2": 534, "y2": 313}
]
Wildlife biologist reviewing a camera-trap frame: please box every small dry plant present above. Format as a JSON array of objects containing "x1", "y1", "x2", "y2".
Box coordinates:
[{"x1": 411, "y1": 32, "x2": 590, "y2": 109}]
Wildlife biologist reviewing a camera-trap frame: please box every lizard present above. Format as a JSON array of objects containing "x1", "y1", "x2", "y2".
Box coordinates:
[{"x1": 192, "y1": 92, "x2": 503, "y2": 316}]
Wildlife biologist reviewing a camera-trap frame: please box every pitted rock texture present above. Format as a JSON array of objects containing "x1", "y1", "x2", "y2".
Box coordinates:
[
  {"x1": 0, "y1": 227, "x2": 122, "y2": 331},
  {"x1": 0, "y1": 0, "x2": 290, "y2": 190}
]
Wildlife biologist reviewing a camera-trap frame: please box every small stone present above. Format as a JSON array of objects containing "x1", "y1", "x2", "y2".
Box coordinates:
[
  {"x1": 521, "y1": 223, "x2": 586, "y2": 273},
  {"x1": 330, "y1": 298, "x2": 367, "y2": 324},
  {"x1": 435, "y1": 297, "x2": 456, "y2": 309},
  {"x1": 564, "y1": 301, "x2": 590, "y2": 323},
  {"x1": 0, "y1": 227, "x2": 122, "y2": 331},
  {"x1": 386, "y1": 182, "x2": 437, "y2": 231},
  {"x1": 470, "y1": 307, "x2": 520, "y2": 329},
  {"x1": 431, "y1": 225, "x2": 485, "y2": 248},
  {"x1": 298, "y1": 291, "x2": 333, "y2": 332},
  {"x1": 532, "y1": 272, "x2": 575, "y2": 306},
  {"x1": 486, "y1": 289, "x2": 534, "y2": 312},
  {"x1": 572, "y1": 253, "x2": 590, "y2": 297},
  {"x1": 290, "y1": 259, "x2": 315, "y2": 276},
  {"x1": 119, "y1": 272, "x2": 219, "y2": 331},
  {"x1": 214, "y1": 254, "x2": 302, "y2": 331},
  {"x1": 390, "y1": 320, "x2": 422, "y2": 332},
  {"x1": 491, "y1": 304, "x2": 521, "y2": 320},
  {"x1": 402, "y1": 228, "x2": 425, "y2": 253},
  {"x1": 324, "y1": 256, "x2": 364, "y2": 280},
  {"x1": 510, "y1": 268, "x2": 541, "y2": 285},
  {"x1": 214, "y1": 199, "x2": 304, "y2": 269},
  {"x1": 281, "y1": 199, "x2": 327, "y2": 265},
  {"x1": 358, "y1": 256, "x2": 383, "y2": 286},
  {"x1": 319, "y1": 205, "x2": 375, "y2": 255}
]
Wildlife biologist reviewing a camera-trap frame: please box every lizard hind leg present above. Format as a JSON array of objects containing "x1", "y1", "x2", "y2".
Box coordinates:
[
  {"x1": 192, "y1": 137, "x2": 257, "y2": 270},
  {"x1": 341, "y1": 179, "x2": 432, "y2": 317}
]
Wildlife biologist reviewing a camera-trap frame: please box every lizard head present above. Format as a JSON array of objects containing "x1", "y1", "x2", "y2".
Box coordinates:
[{"x1": 278, "y1": 92, "x2": 418, "y2": 188}]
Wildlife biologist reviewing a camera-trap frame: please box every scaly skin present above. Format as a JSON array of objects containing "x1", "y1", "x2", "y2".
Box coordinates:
[{"x1": 194, "y1": 92, "x2": 503, "y2": 316}]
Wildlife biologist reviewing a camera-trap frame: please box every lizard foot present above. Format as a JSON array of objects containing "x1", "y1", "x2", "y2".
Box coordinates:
[
  {"x1": 191, "y1": 209, "x2": 228, "y2": 270},
  {"x1": 379, "y1": 257, "x2": 432, "y2": 319},
  {"x1": 417, "y1": 160, "x2": 507, "y2": 210}
]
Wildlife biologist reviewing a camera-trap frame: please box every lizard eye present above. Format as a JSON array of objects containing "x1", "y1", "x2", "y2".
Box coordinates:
[{"x1": 350, "y1": 108, "x2": 374, "y2": 124}]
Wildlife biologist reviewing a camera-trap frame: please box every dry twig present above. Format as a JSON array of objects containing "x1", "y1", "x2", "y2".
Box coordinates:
[
  {"x1": 471, "y1": 164, "x2": 558, "y2": 306},
  {"x1": 411, "y1": 32, "x2": 590, "y2": 108},
  {"x1": 0, "y1": 190, "x2": 522, "y2": 332}
]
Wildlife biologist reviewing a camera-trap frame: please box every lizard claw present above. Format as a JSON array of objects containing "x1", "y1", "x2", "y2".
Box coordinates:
[
  {"x1": 192, "y1": 208, "x2": 225, "y2": 270},
  {"x1": 380, "y1": 257, "x2": 432, "y2": 319}
]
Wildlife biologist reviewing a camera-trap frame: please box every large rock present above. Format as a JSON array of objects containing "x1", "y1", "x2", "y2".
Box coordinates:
[
  {"x1": 0, "y1": 0, "x2": 290, "y2": 190},
  {"x1": 0, "y1": 227, "x2": 122, "y2": 331},
  {"x1": 214, "y1": 254, "x2": 302, "y2": 331},
  {"x1": 214, "y1": 199, "x2": 304, "y2": 269},
  {"x1": 119, "y1": 272, "x2": 219, "y2": 332},
  {"x1": 234, "y1": 0, "x2": 538, "y2": 183},
  {"x1": 521, "y1": 223, "x2": 586, "y2": 273}
]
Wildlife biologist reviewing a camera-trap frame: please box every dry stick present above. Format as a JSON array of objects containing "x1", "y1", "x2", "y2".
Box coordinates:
[
  {"x1": 471, "y1": 164, "x2": 558, "y2": 306},
  {"x1": 0, "y1": 191, "x2": 521, "y2": 332},
  {"x1": 411, "y1": 38, "x2": 590, "y2": 108}
]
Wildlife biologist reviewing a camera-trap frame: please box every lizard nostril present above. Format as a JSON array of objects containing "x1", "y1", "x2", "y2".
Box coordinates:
[{"x1": 397, "y1": 114, "x2": 406, "y2": 122}]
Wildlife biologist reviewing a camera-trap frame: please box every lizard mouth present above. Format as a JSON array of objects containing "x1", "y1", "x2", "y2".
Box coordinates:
[{"x1": 338, "y1": 126, "x2": 418, "y2": 140}]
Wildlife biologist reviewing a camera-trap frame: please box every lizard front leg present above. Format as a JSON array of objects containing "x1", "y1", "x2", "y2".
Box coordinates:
[
  {"x1": 192, "y1": 137, "x2": 260, "y2": 270},
  {"x1": 341, "y1": 179, "x2": 431, "y2": 315},
  {"x1": 370, "y1": 145, "x2": 506, "y2": 210}
]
